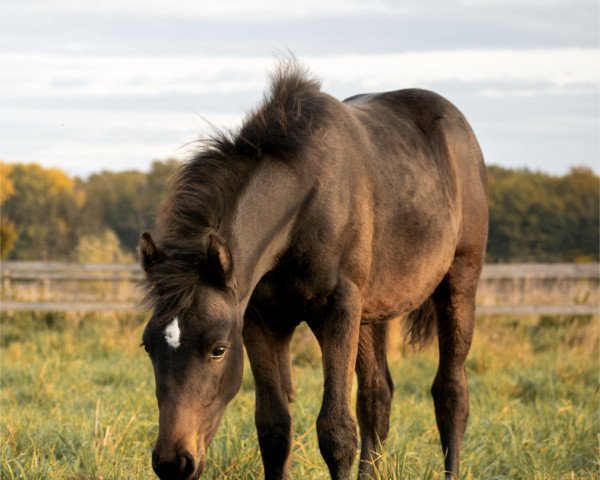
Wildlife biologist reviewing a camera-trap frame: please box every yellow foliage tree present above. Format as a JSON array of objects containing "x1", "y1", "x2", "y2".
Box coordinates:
[
  {"x1": 74, "y1": 229, "x2": 134, "y2": 263},
  {"x1": 3, "y1": 163, "x2": 85, "y2": 260},
  {"x1": 0, "y1": 162, "x2": 18, "y2": 259}
]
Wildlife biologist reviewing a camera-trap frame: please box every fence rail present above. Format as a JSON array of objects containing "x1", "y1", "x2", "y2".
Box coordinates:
[
  {"x1": 479, "y1": 263, "x2": 599, "y2": 280},
  {"x1": 1, "y1": 262, "x2": 598, "y2": 315}
]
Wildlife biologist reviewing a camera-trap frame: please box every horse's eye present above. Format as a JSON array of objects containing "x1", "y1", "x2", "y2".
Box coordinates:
[
  {"x1": 211, "y1": 346, "x2": 227, "y2": 360},
  {"x1": 140, "y1": 342, "x2": 149, "y2": 354}
]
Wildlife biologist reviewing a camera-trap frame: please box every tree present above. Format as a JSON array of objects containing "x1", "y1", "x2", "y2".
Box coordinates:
[
  {"x1": 0, "y1": 162, "x2": 18, "y2": 259},
  {"x1": 83, "y1": 170, "x2": 150, "y2": 253},
  {"x1": 556, "y1": 167, "x2": 599, "y2": 262},
  {"x1": 2, "y1": 159, "x2": 596, "y2": 263},
  {"x1": 4, "y1": 163, "x2": 85, "y2": 260},
  {"x1": 81, "y1": 159, "x2": 181, "y2": 253},
  {"x1": 74, "y1": 229, "x2": 134, "y2": 263},
  {"x1": 144, "y1": 158, "x2": 181, "y2": 230},
  {"x1": 486, "y1": 166, "x2": 599, "y2": 262},
  {"x1": 146, "y1": 158, "x2": 180, "y2": 201}
]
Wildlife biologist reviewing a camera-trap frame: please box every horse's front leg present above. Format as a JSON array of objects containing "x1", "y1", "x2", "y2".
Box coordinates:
[
  {"x1": 310, "y1": 278, "x2": 362, "y2": 480},
  {"x1": 243, "y1": 314, "x2": 296, "y2": 480}
]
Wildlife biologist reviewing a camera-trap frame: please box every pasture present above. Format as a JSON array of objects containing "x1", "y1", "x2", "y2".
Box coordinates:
[{"x1": 0, "y1": 311, "x2": 597, "y2": 479}]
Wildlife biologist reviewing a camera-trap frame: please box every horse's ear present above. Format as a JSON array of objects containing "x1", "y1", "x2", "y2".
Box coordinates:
[
  {"x1": 206, "y1": 233, "x2": 233, "y2": 286},
  {"x1": 138, "y1": 231, "x2": 164, "y2": 272}
]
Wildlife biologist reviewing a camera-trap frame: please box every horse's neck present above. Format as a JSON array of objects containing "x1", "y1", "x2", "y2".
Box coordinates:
[{"x1": 228, "y1": 160, "x2": 308, "y2": 308}]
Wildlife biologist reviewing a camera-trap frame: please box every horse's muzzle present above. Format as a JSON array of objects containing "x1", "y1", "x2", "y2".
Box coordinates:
[{"x1": 152, "y1": 448, "x2": 203, "y2": 480}]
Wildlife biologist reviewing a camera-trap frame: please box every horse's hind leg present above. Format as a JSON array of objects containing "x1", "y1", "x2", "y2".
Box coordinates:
[
  {"x1": 243, "y1": 314, "x2": 295, "y2": 480},
  {"x1": 355, "y1": 322, "x2": 393, "y2": 479},
  {"x1": 431, "y1": 254, "x2": 481, "y2": 479}
]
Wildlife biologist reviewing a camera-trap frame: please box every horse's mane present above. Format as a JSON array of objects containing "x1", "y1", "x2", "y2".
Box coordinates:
[
  {"x1": 216, "y1": 60, "x2": 325, "y2": 160},
  {"x1": 144, "y1": 61, "x2": 327, "y2": 308}
]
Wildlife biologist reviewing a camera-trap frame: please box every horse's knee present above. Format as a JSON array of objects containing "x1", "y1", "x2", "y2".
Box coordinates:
[
  {"x1": 431, "y1": 368, "x2": 467, "y2": 397},
  {"x1": 257, "y1": 415, "x2": 291, "y2": 442},
  {"x1": 431, "y1": 370, "x2": 470, "y2": 426}
]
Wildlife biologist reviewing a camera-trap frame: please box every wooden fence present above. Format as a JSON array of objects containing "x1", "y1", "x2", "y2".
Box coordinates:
[{"x1": 1, "y1": 262, "x2": 598, "y2": 315}]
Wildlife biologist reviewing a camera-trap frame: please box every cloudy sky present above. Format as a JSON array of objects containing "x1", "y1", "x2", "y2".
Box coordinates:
[{"x1": 1, "y1": 0, "x2": 598, "y2": 177}]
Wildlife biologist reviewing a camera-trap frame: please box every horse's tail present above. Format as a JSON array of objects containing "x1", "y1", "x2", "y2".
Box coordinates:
[{"x1": 403, "y1": 297, "x2": 438, "y2": 347}]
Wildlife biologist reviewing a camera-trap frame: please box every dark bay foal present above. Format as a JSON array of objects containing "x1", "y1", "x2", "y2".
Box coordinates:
[{"x1": 139, "y1": 61, "x2": 488, "y2": 480}]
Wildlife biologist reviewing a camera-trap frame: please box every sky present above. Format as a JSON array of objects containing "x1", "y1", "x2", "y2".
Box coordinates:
[{"x1": 1, "y1": 0, "x2": 598, "y2": 177}]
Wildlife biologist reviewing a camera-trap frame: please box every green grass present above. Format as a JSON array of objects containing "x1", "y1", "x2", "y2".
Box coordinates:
[{"x1": 0, "y1": 312, "x2": 598, "y2": 479}]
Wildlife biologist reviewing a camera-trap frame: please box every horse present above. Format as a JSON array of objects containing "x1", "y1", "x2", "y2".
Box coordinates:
[{"x1": 139, "y1": 60, "x2": 488, "y2": 480}]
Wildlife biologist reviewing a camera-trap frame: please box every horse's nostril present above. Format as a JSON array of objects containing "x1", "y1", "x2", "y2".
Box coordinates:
[
  {"x1": 180, "y1": 451, "x2": 195, "y2": 478},
  {"x1": 152, "y1": 449, "x2": 196, "y2": 480}
]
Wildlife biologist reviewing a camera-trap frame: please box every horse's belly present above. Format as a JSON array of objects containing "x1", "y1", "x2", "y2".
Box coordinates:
[{"x1": 361, "y1": 210, "x2": 459, "y2": 321}]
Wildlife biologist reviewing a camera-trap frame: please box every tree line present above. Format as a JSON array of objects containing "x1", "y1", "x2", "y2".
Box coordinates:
[{"x1": 1, "y1": 160, "x2": 598, "y2": 263}]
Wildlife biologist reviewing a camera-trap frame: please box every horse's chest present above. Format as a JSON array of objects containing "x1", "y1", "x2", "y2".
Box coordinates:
[{"x1": 250, "y1": 254, "x2": 335, "y2": 325}]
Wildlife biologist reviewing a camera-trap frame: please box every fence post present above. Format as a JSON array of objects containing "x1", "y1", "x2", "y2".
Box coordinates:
[
  {"x1": 112, "y1": 251, "x2": 121, "y2": 301},
  {"x1": 2, "y1": 268, "x2": 11, "y2": 300},
  {"x1": 42, "y1": 272, "x2": 50, "y2": 301}
]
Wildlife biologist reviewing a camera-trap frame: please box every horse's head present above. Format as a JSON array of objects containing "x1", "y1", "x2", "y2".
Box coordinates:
[{"x1": 138, "y1": 231, "x2": 244, "y2": 480}]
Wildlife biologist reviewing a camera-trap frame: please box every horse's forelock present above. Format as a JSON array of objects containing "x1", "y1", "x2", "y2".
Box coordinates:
[{"x1": 141, "y1": 253, "x2": 205, "y2": 317}]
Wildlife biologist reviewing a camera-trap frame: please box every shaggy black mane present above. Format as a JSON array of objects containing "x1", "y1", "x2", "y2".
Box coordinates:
[
  {"x1": 144, "y1": 61, "x2": 327, "y2": 309},
  {"x1": 218, "y1": 61, "x2": 325, "y2": 159},
  {"x1": 159, "y1": 61, "x2": 326, "y2": 240}
]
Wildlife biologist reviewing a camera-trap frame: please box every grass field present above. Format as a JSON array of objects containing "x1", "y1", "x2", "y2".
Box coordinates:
[{"x1": 1, "y1": 311, "x2": 598, "y2": 479}]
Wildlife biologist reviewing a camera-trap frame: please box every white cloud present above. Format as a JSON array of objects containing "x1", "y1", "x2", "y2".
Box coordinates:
[
  {"x1": 0, "y1": 54, "x2": 271, "y2": 98},
  {"x1": 461, "y1": 0, "x2": 590, "y2": 6},
  {"x1": 2, "y1": 49, "x2": 598, "y2": 101},
  {"x1": 2, "y1": 48, "x2": 597, "y2": 176},
  {"x1": 308, "y1": 49, "x2": 599, "y2": 90},
  {"x1": 4, "y1": 0, "x2": 405, "y2": 21},
  {"x1": 0, "y1": 107, "x2": 241, "y2": 176},
  {"x1": 478, "y1": 86, "x2": 595, "y2": 98}
]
